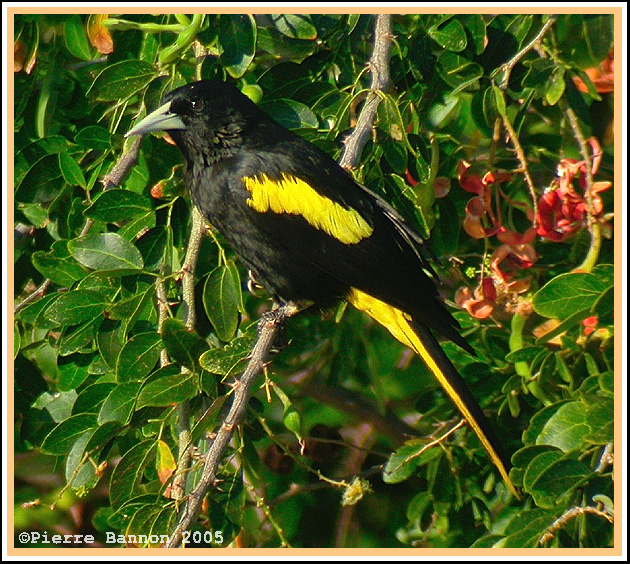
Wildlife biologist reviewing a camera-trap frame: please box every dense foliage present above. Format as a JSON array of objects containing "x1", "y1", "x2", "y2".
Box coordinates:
[{"x1": 14, "y1": 13, "x2": 615, "y2": 549}]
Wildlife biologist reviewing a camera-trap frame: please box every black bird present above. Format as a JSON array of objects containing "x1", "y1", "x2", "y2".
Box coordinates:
[{"x1": 126, "y1": 79, "x2": 517, "y2": 496}]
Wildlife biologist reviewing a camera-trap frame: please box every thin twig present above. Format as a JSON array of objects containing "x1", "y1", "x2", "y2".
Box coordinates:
[
  {"x1": 170, "y1": 207, "x2": 206, "y2": 501},
  {"x1": 101, "y1": 134, "x2": 144, "y2": 189},
  {"x1": 14, "y1": 278, "x2": 52, "y2": 315},
  {"x1": 539, "y1": 505, "x2": 614, "y2": 545},
  {"x1": 565, "y1": 106, "x2": 603, "y2": 272},
  {"x1": 496, "y1": 15, "x2": 558, "y2": 91},
  {"x1": 501, "y1": 111, "x2": 539, "y2": 225},
  {"x1": 339, "y1": 14, "x2": 393, "y2": 170},
  {"x1": 165, "y1": 303, "x2": 299, "y2": 547}
]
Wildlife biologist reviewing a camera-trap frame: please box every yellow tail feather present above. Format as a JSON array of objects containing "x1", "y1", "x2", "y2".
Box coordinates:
[{"x1": 347, "y1": 288, "x2": 518, "y2": 497}]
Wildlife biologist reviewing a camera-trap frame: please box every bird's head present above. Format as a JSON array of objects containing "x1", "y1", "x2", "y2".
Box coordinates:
[{"x1": 126, "y1": 80, "x2": 258, "y2": 163}]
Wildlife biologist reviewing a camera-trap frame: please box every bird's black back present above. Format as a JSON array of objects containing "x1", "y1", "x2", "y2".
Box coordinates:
[{"x1": 162, "y1": 80, "x2": 470, "y2": 351}]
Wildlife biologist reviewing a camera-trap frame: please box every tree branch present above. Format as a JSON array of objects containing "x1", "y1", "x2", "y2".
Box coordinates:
[
  {"x1": 339, "y1": 14, "x2": 393, "y2": 170},
  {"x1": 165, "y1": 303, "x2": 299, "y2": 547}
]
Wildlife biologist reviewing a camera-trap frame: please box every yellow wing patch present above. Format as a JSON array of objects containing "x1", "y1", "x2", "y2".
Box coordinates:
[
  {"x1": 347, "y1": 288, "x2": 519, "y2": 498},
  {"x1": 243, "y1": 173, "x2": 373, "y2": 245}
]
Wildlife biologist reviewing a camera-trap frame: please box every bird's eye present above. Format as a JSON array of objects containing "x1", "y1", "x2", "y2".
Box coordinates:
[{"x1": 190, "y1": 99, "x2": 206, "y2": 113}]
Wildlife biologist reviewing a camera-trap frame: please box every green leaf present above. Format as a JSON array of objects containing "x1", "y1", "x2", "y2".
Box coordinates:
[
  {"x1": 57, "y1": 353, "x2": 92, "y2": 392},
  {"x1": 190, "y1": 394, "x2": 229, "y2": 443},
  {"x1": 429, "y1": 18, "x2": 468, "y2": 52},
  {"x1": 492, "y1": 84, "x2": 506, "y2": 116},
  {"x1": 19, "y1": 202, "x2": 48, "y2": 228},
  {"x1": 64, "y1": 15, "x2": 93, "y2": 61},
  {"x1": 116, "y1": 332, "x2": 163, "y2": 382},
  {"x1": 75, "y1": 126, "x2": 112, "y2": 150},
  {"x1": 84, "y1": 189, "x2": 153, "y2": 222},
  {"x1": 272, "y1": 385, "x2": 302, "y2": 440},
  {"x1": 533, "y1": 272, "x2": 608, "y2": 320},
  {"x1": 383, "y1": 440, "x2": 441, "y2": 484},
  {"x1": 437, "y1": 52, "x2": 483, "y2": 92},
  {"x1": 40, "y1": 413, "x2": 97, "y2": 455},
  {"x1": 537, "y1": 401, "x2": 589, "y2": 451},
  {"x1": 73, "y1": 382, "x2": 117, "y2": 415},
  {"x1": 58, "y1": 152, "x2": 87, "y2": 189},
  {"x1": 17, "y1": 293, "x2": 62, "y2": 331},
  {"x1": 218, "y1": 14, "x2": 256, "y2": 78},
  {"x1": 88, "y1": 60, "x2": 158, "y2": 102},
  {"x1": 14, "y1": 324, "x2": 21, "y2": 358},
  {"x1": 522, "y1": 401, "x2": 573, "y2": 446},
  {"x1": 161, "y1": 318, "x2": 209, "y2": 370},
  {"x1": 69, "y1": 232, "x2": 144, "y2": 273},
  {"x1": 65, "y1": 431, "x2": 99, "y2": 491},
  {"x1": 199, "y1": 332, "x2": 256, "y2": 376},
  {"x1": 32, "y1": 242, "x2": 87, "y2": 286},
  {"x1": 270, "y1": 14, "x2": 318, "y2": 40},
  {"x1": 501, "y1": 508, "x2": 558, "y2": 547},
  {"x1": 98, "y1": 382, "x2": 140, "y2": 424},
  {"x1": 260, "y1": 99, "x2": 319, "y2": 130},
  {"x1": 44, "y1": 289, "x2": 109, "y2": 325},
  {"x1": 257, "y1": 26, "x2": 317, "y2": 61},
  {"x1": 523, "y1": 451, "x2": 590, "y2": 508},
  {"x1": 135, "y1": 225, "x2": 169, "y2": 272},
  {"x1": 545, "y1": 68, "x2": 566, "y2": 105},
  {"x1": 137, "y1": 371, "x2": 199, "y2": 408},
  {"x1": 463, "y1": 15, "x2": 487, "y2": 55},
  {"x1": 109, "y1": 440, "x2": 156, "y2": 508},
  {"x1": 203, "y1": 262, "x2": 242, "y2": 342},
  {"x1": 584, "y1": 397, "x2": 614, "y2": 444}
]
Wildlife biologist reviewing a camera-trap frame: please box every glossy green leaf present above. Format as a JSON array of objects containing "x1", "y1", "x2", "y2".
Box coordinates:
[
  {"x1": 271, "y1": 14, "x2": 318, "y2": 40},
  {"x1": 536, "y1": 401, "x2": 589, "y2": 451},
  {"x1": 218, "y1": 14, "x2": 256, "y2": 78},
  {"x1": 88, "y1": 60, "x2": 157, "y2": 102},
  {"x1": 161, "y1": 318, "x2": 209, "y2": 370},
  {"x1": 256, "y1": 26, "x2": 317, "y2": 61},
  {"x1": 44, "y1": 289, "x2": 109, "y2": 325},
  {"x1": 260, "y1": 98, "x2": 319, "y2": 130},
  {"x1": 137, "y1": 371, "x2": 199, "y2": 408},
  {"x1": 501, "y1": 508, "x2": 558, "y2": 547},
  {"x1": 32, "y1": 242, "x2": 87, "y2": 286},
  {"x1": 73, "y1": 382, "x2": 117, "y2": 415},
  {"x1": 533, "y1": 272, "x2": 609, "y2": 319},
  {"x1": 64, "y1": 15, "x2": 93, "y2": 61},
  {"x1": 84, "y1": 189, "x2": 153, "y2": 222},
  {"x1": 116, "y1": 331, "x2": 163, "y2": 382},
  {"x1": 584, "y1": 397, "x2": 614, "y2": 444},
  {"x1": 109, "y1": 440, "x2": 156, "y2": 508},
  {"x1": 75, "y1": 126, "x2": 112, "y2": 150},
  {"x1": 437, "y1": 52, "x2": 483, "y2": 92},
  {"x1": 383, "y1": 440, "x2": 441, "y2": 484},
  {"x1": 524, "y1": 452, "x2": 590, "y2": 508},
  {"x1": 199, "y1": 332, "x2": 256, "y2": 376},
  {"x1": 429, "y1": 18, "x2": 467, "y2": 52},
  {"x1": 69, "y1": 232, "x2": 144, "y2": 272},
  {"x1": 135, "y1": 225, "x2": 170, "y2": 272},
  {"x1": 203, "y1": 262, "x2": 243, "y2": 342},
  {"x1": 463, "y1": 14, "x2": 487, "y2": 55},
  {"x1": 40, "y1": 413, "x2": 97, "y2": 455},
  {"x1": 98, "y1": 382, "x2": 140, "y2": 424},
  {"x1": 57, "y1": 353, "x2": 93, "y2": 392}
]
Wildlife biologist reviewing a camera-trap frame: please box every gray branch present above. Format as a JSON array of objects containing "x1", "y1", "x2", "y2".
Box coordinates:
[{"x1": 339, "y1": 14, "x2": 393, "y2": 170}]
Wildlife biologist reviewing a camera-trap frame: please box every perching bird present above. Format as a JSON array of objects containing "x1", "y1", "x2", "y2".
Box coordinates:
[{"x1": 126, "y1": 79, "x2": 517, "y2": 496}]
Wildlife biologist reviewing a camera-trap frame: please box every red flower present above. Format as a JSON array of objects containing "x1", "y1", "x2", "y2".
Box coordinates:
[{"x1": 536, "y1": 140, "x2": 611, "y2": 242}]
